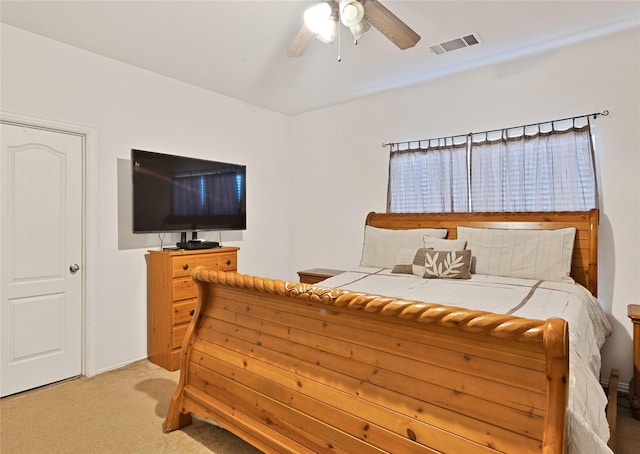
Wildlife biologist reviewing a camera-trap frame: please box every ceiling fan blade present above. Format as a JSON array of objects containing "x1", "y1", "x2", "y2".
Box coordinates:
[
  {"x1": 363, "y1": 0, "x2": 420, "y2": 50},
  {"x1": 288, "y1": 24, "x2": 315, "y2": 57}
]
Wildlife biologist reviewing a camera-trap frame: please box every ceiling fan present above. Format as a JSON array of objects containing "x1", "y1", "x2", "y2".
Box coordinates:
[{"x1": 288, "y1": 0, "x2": 421, "y2": 57}]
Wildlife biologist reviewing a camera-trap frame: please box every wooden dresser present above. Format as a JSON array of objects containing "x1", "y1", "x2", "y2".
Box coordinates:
[
  {"x1": 629, "y1": 304, "x2": 640, "y2": 419},
  {"x1": 147, "y1": 247, "x2": 239, "y2": 371}
]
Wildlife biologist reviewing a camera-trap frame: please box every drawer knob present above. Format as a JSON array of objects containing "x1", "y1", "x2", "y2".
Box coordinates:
[
  {"x1": 183, "y1": 264, "x2": 189, "y2": 270},
  {"x1": 226, "y1": 260, "x2": 231, "y2": 266},
  {"x1": 189, "y1": 309, "x2": 195, "y2": 316}
]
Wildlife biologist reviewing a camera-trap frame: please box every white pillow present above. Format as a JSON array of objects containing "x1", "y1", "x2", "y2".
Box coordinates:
[
  {"x1": 423, "y1": 237, "x2": 467, "y2": 251},
  {"x1": 360, "y1": 226, "x2": 448, "y2": 268},
  {"x1": 457, "y1": 226, "x2": 576, "y2": 283}
]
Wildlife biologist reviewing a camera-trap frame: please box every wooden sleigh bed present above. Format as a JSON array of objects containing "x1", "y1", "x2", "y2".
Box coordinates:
[{"x1": 165, "y1": 209, "x2": 613, "y2": 453}]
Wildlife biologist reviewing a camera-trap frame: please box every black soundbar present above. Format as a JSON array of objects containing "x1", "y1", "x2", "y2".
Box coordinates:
[{"x1": 177, "y1": 241, "x2": 220, "y2": 250}]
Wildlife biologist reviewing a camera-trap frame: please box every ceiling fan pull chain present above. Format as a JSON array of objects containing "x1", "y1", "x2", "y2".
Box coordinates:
[{"x1": 337, "y1": 17, "x2": 342, "y2": 62}]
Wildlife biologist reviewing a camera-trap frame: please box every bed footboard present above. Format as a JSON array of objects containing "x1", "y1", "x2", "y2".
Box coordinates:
[{"x1": 165, "y1": 269, "x2": 569, "y2": 453}]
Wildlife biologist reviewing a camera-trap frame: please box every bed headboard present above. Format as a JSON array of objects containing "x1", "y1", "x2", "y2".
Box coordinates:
[{"x1": 365, "y1": 209, "x2": 599, "y2": 296}]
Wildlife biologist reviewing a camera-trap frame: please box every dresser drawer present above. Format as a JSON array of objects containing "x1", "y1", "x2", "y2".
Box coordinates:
[
  {"x1": 172, "y1": 323, "x2": 190, "y2": 349},
  {"x1": 170, "y1": 349, "x2": 182, "y2": 371},
  {"x1": 172, "y1": 278, "x2": 197, "y2": 301},
  {"x1": 218, "y1": 252, "x2": 237, "y2": 271},
  {"x1": 171, "y1": 256, "x2": 198, "y2": 278},
  {"x1": 173, "y1": 299, "x2": 197, "y2": 325},
  {"x1": 196, "y1": 254, "x2": 219, "y2": 269}
]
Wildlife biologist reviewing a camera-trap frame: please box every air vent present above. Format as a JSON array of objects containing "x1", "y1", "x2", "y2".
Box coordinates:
[
  {"x1": 462, "y1": 34, "x2": 479, "y2": 46},
  {"x1": 429, "y1": 32, "x2": 482, "y2": 55}
]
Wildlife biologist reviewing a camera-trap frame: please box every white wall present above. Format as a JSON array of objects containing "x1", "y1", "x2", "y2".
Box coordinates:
[
  {"x1": 3, "y1": 22, "x2": 639, "y2": 385},
  {"x1": 1, "y1": 24, "x2": 292, "y2": 372},
  {"x1": 288, "y1": 27, "x2": 640, "y2": 385}
]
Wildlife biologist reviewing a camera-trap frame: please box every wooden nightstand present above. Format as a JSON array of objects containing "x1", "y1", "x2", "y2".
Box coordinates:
[
  {"x1": 297, "y1": 268, "x2": 344, "y2": 284},
  {"x1": 629, "y1": 304, "x2": 640, "y2": 419}
]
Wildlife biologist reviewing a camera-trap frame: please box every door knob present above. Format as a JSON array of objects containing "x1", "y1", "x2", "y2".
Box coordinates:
[{"x1": 69, "y1": 264, "x2": 80, "y2": 274}]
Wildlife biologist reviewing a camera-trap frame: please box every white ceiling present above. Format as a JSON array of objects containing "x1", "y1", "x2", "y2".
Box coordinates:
[{"x1": 1, "y1": 1, "x2": 639, "y2": 115}]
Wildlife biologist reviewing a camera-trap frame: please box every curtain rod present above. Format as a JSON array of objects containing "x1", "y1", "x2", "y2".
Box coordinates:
[{"x1": 382, "y1": 110, "x2": 609, "y2": 149}]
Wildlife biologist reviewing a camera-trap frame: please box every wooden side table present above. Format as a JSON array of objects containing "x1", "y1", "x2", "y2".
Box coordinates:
[
  {"x1": 629, "y1": 304, "x2": 640, "y2": 419},
  {"x1": 297, "y1": 268, "x2": 344, "y2": 285}
]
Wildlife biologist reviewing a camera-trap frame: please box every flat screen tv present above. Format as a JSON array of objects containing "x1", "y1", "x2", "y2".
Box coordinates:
[{"x1": 131, "y1": 149, "x2": 246, "y2": 233}]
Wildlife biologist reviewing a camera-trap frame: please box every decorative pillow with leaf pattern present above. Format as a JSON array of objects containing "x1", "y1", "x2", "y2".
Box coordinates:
[
  {"x1": 392, "y1": 248, "x2": 472, "y2": 280},
  {"x1": 423, "y1": 250, "x2": 472, "y2": 279}
]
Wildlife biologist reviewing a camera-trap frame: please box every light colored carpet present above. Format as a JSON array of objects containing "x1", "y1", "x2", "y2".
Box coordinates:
[
  {"x1": 0, "y1": 360, "x2": 261, "y2": 454},
  {"x1": 614, "y1": 393, "x2": 640, "y2": 454},
  {"x1": 1, "y1": 359, "x2": 639, "y2": 453}
]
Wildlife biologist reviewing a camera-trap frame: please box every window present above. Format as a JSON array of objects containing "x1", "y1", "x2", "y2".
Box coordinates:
[
  {"x1": 387, "y1": 117, "x2": 597, "y2": 213},
  {"x1": 388, "y1": 139, "x2": 468, "y2": 213}
]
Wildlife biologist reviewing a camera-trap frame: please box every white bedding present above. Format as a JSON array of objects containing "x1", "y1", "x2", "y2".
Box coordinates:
[{"x1": 319, "y1": 267, "x2": 613, "y2": 454}]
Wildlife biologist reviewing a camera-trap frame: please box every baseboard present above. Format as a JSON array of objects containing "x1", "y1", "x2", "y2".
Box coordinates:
[
  {"x1": 95, "y1": 356, "x2": 149, "y2": 376},
  {"x1": 602, "y1": 376, "x2": 630, "y2": 395}
]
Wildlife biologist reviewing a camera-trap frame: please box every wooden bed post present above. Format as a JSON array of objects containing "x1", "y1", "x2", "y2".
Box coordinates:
[
  {"x1": 164, "y1": 271, "x2": 210, "y2": 432},
  {"x1": 587, "y1": 208, "x2": 599, "y2": 297},
  {"x1": 542, "y1": 318, "x2": 569, "y2": 453}
]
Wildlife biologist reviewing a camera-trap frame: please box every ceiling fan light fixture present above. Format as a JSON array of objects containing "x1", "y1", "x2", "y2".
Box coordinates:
[
  {"x1": 304, "y1": 2, "x2": 332, "y2": 34},
  {"x1": 349, "y1": 19, "x2": 371, "y2": 43},
  {"x1": 316, "y1": 17, "x2": 338, "y2": 44},
  {"x1": 339, "y1": 0, "x2": 364, "y2": 27},
  {"x1": 289, "y1": 0, "x2": 420, "y2": 57},
  {"x1": 304, "y1": 1, "x2": 339, "y2": 45}
]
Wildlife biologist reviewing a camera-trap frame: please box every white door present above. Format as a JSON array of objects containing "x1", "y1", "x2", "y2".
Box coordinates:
[{"x1": 0, "y1": 123, "x2": 83, "y2": 397}]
